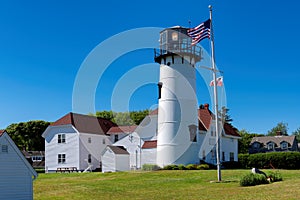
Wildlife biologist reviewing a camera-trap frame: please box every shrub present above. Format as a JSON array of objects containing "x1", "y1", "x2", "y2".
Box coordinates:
[
  {"x1": 197, "y1": 164, "x2": 209, "y2": 170},
  {"x1": 267, "y1": 171, "x2": 283, "y2": 182},
  {"x1": 240, "y1": 173, "x2": 269, "y2": 186},
  {"x1": 142, "y1": 164, "x2": 161, "y2": 171},
  {"x1": 185, "y1": 164, "x2": 197, "y2": 170},
  {"x1": 178, "y1": 164, "x2": 186, "y2": 170},
  {"x1": 238, "y1": 152, "x2": 300, "y2": 169},
  {"x1": 163, "y1": 164, "x2": 179, "y2": 170}
]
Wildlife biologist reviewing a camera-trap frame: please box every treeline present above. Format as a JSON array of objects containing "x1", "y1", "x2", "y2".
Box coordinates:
[
  {"x1": 91, "y1": 109, "x2": 150, "y2": 126},
  {"x1": 4, "y1": 110, "x2": 150, "y2": 151},
  {"x1": 5, "y1": 120, "x2": 50, "y2": 151}
]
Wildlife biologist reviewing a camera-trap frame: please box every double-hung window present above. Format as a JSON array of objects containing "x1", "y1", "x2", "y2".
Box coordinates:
[
  {"x1": 58, "y1": 134, "x2": 66, "y2": 143},
  {"x1": 58, "y1": 154, "x2": 66, "y2": 164}
]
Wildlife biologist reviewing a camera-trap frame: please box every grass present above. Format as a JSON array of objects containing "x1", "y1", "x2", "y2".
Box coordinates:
[{"x1": 34, "y1": 170, "x2": 300, "y2": 200}]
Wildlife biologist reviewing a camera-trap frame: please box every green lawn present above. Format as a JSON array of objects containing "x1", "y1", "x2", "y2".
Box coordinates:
[{"x1": 34, "y1": 170, "x2": 300, "y2": 200}]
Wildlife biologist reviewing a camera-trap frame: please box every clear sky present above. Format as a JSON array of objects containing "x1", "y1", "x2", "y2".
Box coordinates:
[{"x1": 1, "y1": 0, "x2": 299, "y2": 134}]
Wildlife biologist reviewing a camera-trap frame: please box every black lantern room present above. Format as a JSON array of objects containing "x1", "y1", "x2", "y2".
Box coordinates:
[{"x1": 154, "y1": 26, "x2": 202, "y2": 64}]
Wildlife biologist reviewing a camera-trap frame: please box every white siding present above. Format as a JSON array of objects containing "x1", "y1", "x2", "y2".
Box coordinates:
[
  {"x1": 115, "y1": 154, "x2": 130, "y2": 171},
  {"x1": 0, "y1": 133, "x2": 36, "y2": 200},
  {"x1": 79, "y1": 133, "x2": 111, "y2": 171},
  {"x1": 221, "y1": 137, "x2": 239, "y2": 161},
  {"x1": 114, "y1": 132, "x2": 142, "y2": 169},
  {"x1": 141, "y1": 148, "x2": 157, "y2": 166},
  {"x1": 102, "y1": 148, "x2": 116, "y2": 172},
  {"x1": 44, "y1": 125, "x2": 80, "y2": 172}
]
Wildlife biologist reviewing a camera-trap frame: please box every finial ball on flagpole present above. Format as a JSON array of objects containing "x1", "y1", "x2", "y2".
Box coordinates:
[{"x1": 208, "y1": 5, "x2": 212, "y2": 9}]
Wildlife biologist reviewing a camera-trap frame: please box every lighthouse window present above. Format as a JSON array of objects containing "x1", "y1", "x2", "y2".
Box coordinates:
[
  {"x1": 171, "y1": 32, "x2": 178, "y2": 41},
  {"x1": 158, "y1": 82, "x2": 162, "y2": 99}
]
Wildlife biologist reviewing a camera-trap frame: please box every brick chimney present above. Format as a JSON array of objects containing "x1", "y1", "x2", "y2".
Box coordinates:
[
  {"x1": 204, "y1": 104, "x2": 209, "y2": 109},
  {"x1": 276, "y1": 131, "x2": 282, "y2": 136}
]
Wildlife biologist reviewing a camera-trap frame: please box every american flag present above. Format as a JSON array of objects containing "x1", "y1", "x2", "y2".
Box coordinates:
[
  {"x1": 187, "y1": 19, "x2": 211, "y2": 45},
  {"x1": 209, "y1": 76, "x2": 223, "y2": 87}
]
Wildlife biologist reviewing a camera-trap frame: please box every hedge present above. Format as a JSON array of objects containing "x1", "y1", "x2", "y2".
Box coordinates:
[{"x1": 238, "y1": 152, "x2": 300, "y2": 169}]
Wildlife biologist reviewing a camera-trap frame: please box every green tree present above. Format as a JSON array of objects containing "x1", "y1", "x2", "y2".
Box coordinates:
[
  {"x1": 221, "y1": 106, "x2": 233, "y2": 124},
  {"x1": 267, "y1": 122, "x2": 288, "y2": 136},
  {"x1": 95, "y1": 110, "x2": 115, "y2": 123},
  {"x1": 94, "y1": 110, "x2": 149, "y2": 126},
  {"x1": 238, "y1": 129, "x2": 264, "y2": 154},
  {"x1": 292, "y1": 127, "x2": 300, "y2": 141},
  {"x1": 6, "y1": 120, "x2": 50, "y2": 151}
]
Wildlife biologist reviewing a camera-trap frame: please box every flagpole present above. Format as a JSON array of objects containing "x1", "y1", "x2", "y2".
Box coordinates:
[{"x1": 209, "y1": 5, "x2": 221, "y2": 182}]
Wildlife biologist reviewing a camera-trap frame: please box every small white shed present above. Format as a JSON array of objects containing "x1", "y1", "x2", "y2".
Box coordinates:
[
  {"x1": 0, "y1": 130, "x2": 38, "y2": 200},
  {"x1": 101, "y1": 145, "x2": 130, "y2": 172}
]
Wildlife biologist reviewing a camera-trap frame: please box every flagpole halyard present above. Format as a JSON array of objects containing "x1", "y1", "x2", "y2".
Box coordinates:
[{"x1": 209, "y1": 4, "x2": 222, "y2": 182}]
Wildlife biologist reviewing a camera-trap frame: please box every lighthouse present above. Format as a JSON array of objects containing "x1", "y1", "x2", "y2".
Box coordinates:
[{"x1": 154, "y1": 26, "x2": 202, "y2": 167}]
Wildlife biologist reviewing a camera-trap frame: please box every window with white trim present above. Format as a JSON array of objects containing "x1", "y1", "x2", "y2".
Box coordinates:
[
  {"x1": 88, "y1": 137, "x2": 91, "y2": 143},
  {"x1": 58, "y1": 154, "x2": 66, "y2": 164},
  {"x1": 267, "y1": 142, "x2": 275, "y2": 150},
  {"x1": 281, "y1": 142, "x2": 288, "y2": 150},
  {"x1": 58, "y1": 134, "x2": 66, "y2": 143}
]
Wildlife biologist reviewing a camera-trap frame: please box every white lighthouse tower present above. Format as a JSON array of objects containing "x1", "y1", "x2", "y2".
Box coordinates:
[{"x1": 155, "y1": 27, "x2": 201, "y2": 167}]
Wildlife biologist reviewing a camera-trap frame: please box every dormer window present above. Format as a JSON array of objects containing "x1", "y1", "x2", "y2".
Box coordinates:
[
  {"x1": 253, "y1": 142, "x2": 260, "y2": 149},
  {"x1": 267, "y1": 142, "x2": 275, "y2": 150},
  {"x1": 281, "y1": 142, "x2": 288, "y2": 150}
]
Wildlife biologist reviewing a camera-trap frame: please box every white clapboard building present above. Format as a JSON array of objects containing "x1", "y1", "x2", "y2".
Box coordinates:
[{"x1": 0, "y1": 130, "x2": 38, "y2": 199}]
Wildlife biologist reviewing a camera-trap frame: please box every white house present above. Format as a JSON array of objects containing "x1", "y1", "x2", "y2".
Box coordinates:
[
  {"x1": 0, "y1": 130, "x2": 38, "y2": 200},
  {"x1": 101, "y1": 145, "x2": 130, "y2": 172},
  {"x1": 42, "y1": 112, "x2": 116, "y2": 172},
  {"x1": 197, "y1": 104, "x2": 241, "y2": 164}
]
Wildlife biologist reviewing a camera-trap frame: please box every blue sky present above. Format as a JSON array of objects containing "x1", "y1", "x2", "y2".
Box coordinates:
[{"x1": 0, "y1": 0, "x2": 299, "y2": 134}]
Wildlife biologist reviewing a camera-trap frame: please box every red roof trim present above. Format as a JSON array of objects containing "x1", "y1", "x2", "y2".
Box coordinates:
[
  {"x1": 50, "y1": 112, "x2": 116, "y2": 135},
  {"x1": 107, "y1": 126, "x2": 137, "y2": 134},
  {"x1": 0, "y1": 130, "x2": 5, "y2": 137},
  {"x1": 142, "y1": 140, "x2": 157, "y2": 149}
]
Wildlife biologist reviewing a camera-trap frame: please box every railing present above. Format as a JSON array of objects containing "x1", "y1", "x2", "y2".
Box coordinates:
[{"x1": 154, "y1": 42, "x2": 202, "y2": 62}]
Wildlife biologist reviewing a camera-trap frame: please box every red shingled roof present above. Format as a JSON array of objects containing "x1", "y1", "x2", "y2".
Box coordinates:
[
  {"x1": 107, "y1": 145, "x2": 129, "y2": 155},
  {"x1": 198, "y1": 104, "x2": 212, "y2": 131},
  {"x1": 149, "y1": 109, "x2": 158, "y2": 115},
  {"x1": 197, "y1": 104, "x2": 240, "y2": 138},
  {"x1": 107, "y1": 126, "x2": 137, "y2": 134},
  {"x1": 51, "y1": 112, "x2": 116, "y2": 135},
  {"x1": 142, "y1": 140, "x2": 157, "y2": 149},
  {"x1": 0, "y1": 130, "x2": 5, "y2": 137}
]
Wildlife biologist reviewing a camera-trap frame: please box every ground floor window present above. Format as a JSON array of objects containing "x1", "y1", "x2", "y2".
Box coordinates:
[
  {"x1": 88, "y1": 154, "x2": 92, "y2": 163},
  {"x1": 58, "y1": 154, "x2": 66, "y2": 164},
  {"x1": 230, "y1": 152, "x2": 234, "y2": 161}
]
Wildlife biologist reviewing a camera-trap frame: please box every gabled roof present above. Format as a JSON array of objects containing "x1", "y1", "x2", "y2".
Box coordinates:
[
  {"x1": 250, "y1": 135, "x2": 296, "y2": 146},
  {"x1": 198, "y1": 104, "x2": 240, "y2": 138},
  {"x1": 107, "y1": 126, "x2": 137, "y2": 135},
  {"x1": 0, "y1": 131, "x2": 38, "y2": 179},
  {"x1": 198, "y1": 104, "x2": 212, "y2": 131},
  {"x1": 107, "y1": 145, "x2": 129, "y2": 155},
  {"x1": 149, "y1": 109, "x2": 158, "y2": 115},
  {"x1": 142, "y1": 140, "x2": 157, "y2": 149},
  {"x1": 50, "y1": 112, "x2": 116, "y2": 135}
]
